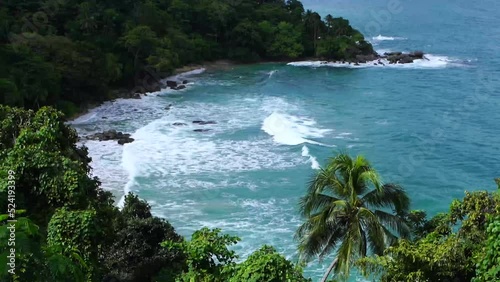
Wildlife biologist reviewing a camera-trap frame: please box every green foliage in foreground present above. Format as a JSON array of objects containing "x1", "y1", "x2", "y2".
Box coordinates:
[
  {"x1": 296, "y1": 153, "x2": 410, "y2": 281},
  {"x1": 229, "y1": 246, "x2": 312, "y2": 282},
  {"x1": 1, "y1": 105, "x2": 499, "y2": 282},
  {"x1": 1, "y1": 0, "x2": 374, "y2": 116},
  {"x1": 358, "y1": 180, "x2": 500, "y2": 282},
  {"x1": 0, "y1": 105, "x2": 310, "y2": 282}
]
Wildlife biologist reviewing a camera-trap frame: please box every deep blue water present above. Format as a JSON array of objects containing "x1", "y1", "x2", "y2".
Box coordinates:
[{"x1": 72, "y1": 0, "x2": 500, "y2": 280}]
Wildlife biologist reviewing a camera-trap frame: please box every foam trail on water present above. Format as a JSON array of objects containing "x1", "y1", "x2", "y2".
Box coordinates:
[
  {"x1": 262, "y1": 112, "x2": 331, "y2": 146},
  {"x1": 162, "y1": 68, "x2": 206, "y2": 83},
  {"x1": 301, "y1": 145, "x2": 320, "y2": 169},
  {"x1": 372, "y1": 34, "x2": 407, "y2": 41},
  {"x1": 268, "y1": 70, "x2": 278, "y2": 78},
  {"x1": 119, "y1": 141, "x2": 140, "y2": 207}
]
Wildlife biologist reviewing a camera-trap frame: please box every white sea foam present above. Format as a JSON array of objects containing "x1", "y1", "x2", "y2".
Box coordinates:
[
  {"x1": 261, "y1": 112, "x2": 330, "y2": 146},
  {"x1": 163, "y1": 68, "x2": 206, "y2": 82},
  {"x1": 268, "y1": 70, "x2": 278, "y2": 78},
  {"x1": 301, "y1": 145, "x2": 320, "y2": 169},
  {"x1": 372, "y1": 34, "x2": 407, "y2": 41}
]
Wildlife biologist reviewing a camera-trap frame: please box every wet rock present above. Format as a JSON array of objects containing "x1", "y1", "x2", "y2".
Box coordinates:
[
  {"x1": 165, "y1": 104, "x2": 173, "y2": 110},
  {"x1": 132, "y1": 93, "x2": 141, "y2": 99},
  {"x1": 86, "y1": 130, "x2": 133, "y2": 144},
  {"x1": 387, "y1": 53, "x2": 415, "y2": 64},
  {"x1": 193, "y1": 129, "x2": 212, "y2": 132},
  {"x1": 355, "y1": 54, "x2": 377, "y2": 63},
  {"x1": 174, "y1": 85, "x2": 186, "y2": 90},
  {"x1": 409, "y1": 51, "x2": 424, "y2": 59},
  {"x1": 384, "y1": 51, "x2": 402, "y2": 56},
  {"x1": 398, "y1": 56, "x2": 414, "y2": 64},
  {"x1": 182, "y1": 80, "x2": 189, "y2": 84},
  {"x1": 166, "y1": 80, "x2": 177, "y2": 88},
  {"x1": 117, "y1": 137, "x2": 134, "y2": 145},
  {"x1": 173, "y1": 122, "x2": 187, "y2": 126},
  {"x1": 192, "y1": 120, "x2": 217, "y2": 125}
]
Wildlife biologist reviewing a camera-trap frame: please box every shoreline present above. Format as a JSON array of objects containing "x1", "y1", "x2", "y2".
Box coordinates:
[
  {"x1": 68, "y1": 60, "x2": 239, "y2": 121},
  {"x1": 68, "y1": 51, "x2": 427, "y2": 121}
]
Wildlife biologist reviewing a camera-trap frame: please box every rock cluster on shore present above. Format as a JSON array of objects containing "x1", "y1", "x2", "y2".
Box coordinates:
[
  {"x1": 353, "y1": 51, "x2": 426, "y2": 64},
  {"x1": 171, "y1": 119, "x2": 217, "y2": 132},
  {"x1": 86, "y1": 130, "x2": 134, "y2": 145},
  {"x1": 112, "y1": 79, "x2": 190, "y2": 100},
  {"x1": 317, "y1": 50, "x2": 427, "y2": 66},
  {"x1": 381, "y1": 51, "x2": 425, "y2": 64}
]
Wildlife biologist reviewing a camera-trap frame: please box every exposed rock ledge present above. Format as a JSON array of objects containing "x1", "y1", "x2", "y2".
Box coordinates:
[
  {"x1": 85, "y1": 130, "x2": 134, "y2": 145},
  {"x1": 347, "y1": 50, "x2": 426, "y2": 65}
]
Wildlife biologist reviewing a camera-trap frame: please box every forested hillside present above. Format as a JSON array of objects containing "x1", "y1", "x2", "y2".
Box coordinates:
[{"x1": 0, "y1": 0, "x2": 374, "y2": 116}]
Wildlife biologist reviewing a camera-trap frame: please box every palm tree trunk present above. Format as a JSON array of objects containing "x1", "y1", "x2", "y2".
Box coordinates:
[{"x1": 320, "y1": 257, "x2": 338, "y2": 282}]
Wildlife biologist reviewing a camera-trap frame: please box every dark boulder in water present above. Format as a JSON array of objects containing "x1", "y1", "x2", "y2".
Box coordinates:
[
  {"x1": 174, "y1": 85, "x2": 186, "y2": 90},
  {"x1": 355, "y1": 54, "x2": 377, "y2": 63},
  {"x1": 166, "y1": 80, "x2": 178, "y2": 88},
  {"x1": 192, "y1": 120, "x2": 217, "y2": 125},
  {"x1": 86, "y1": 130, "x2": 134, "y2": 145},
  {"x1": 193, "y1": 129, "x2": 212, "y2": 132},
  {"x1": 117, "y1": 137, "x2": 134, "y2": 145},
  {"x1": 384, "y1": 51, "x2": 402, "y2": 56},
  {"x1": 398, "y1": 56, "x2": 414, "y2": 64},
  {"x1": 173, "y1": 122, "x2": 187, "y2": 126},
  {"x1": 387, "y1": 53, "x2": 416, "y2": 64},
  {"x1": 409, "y1": 51, "x2": 424, "y2": 59},
  {"x1": 182, "y1": 80, "x2": 189, "y2": 84}
]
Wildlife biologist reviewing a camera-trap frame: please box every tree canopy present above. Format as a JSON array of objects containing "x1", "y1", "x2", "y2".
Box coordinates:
[{"x1": 1, "y1": 0, "x2": 374, "y2": 117}]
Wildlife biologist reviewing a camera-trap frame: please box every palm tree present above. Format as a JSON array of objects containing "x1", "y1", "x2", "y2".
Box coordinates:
[{"x1": 295, "y1": 153, "x2": 411, "y2": 281}]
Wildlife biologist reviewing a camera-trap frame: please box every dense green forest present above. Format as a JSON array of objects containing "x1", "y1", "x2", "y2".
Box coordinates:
[
  {"x1": 0, "y1": 105, "x2": 499, "y2": 281},
  {"x1": 0, "y1": 0, "x2": 374, "y2": 116},
  {"x1": 1, "y1": 0, "x2": 500, "y2": 281}
]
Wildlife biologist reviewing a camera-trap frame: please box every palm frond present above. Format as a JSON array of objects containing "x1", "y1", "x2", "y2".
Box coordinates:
[
  {"x1": 296, "y1": 210, "x2": 347, "y2": 262},
  {"x1": 374, "y1": 210, "x2": 411, "y2": 239},
  {"x1": 334, "y1": 216, "x2": 362, "y2": 279},
  {"x1": 358, "y1": 207, "x2": 386, "y2": 255},
  {"x1": 307, "y1": 168, "x2": 350, "y2": 199},
  {"x1": 299, "y1": 193, "x2": 341, "y2": 217},
  {"x1": 362, "y1": 183, "x2": 410, "y2": 214}
]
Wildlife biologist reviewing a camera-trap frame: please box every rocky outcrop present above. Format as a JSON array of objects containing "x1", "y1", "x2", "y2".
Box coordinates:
[
  {"x1": 334, "y1": 50, "x2": 427, "y2": 65},
  {"x1": 166, "y1": 80, "x2": 189, "y2": 90},
  {"x1": 384, "y1": 51, "x2": 426, "y2": 64},
  {"x1": 355, "y1": 54, "x2": 378, "y2": 63},
  {"x1": 166, "y1": 80, "x2": 177, "y2": 88},
  {"x1": 409, "y1": 51, "x2": 424, "y2": 59},
  {"x1": 86, "y1": 130, "x2": 134, "y2": 145},
  {"x1": 117, "y1": 137, "x2": 134, "y2": 145}
]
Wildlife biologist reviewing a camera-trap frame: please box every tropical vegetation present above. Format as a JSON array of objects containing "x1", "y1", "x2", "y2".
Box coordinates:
[
  {"x1": 296, "y1": 154, "x2": 411, "y2": 281},
  {"x1": 1, "y1": 0, "x2": 500, "y2": 281},
  {"x1": 0, "y1": 105, "x2": 499, "y2": 281},
  {"x1": 1, "y1": 0, "x2": 375, "y2": 117}
]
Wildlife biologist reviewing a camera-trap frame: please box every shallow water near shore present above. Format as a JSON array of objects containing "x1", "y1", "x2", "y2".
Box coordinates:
[{"x1": 71, "y1": 0, "x2": 500, "y2": 280}]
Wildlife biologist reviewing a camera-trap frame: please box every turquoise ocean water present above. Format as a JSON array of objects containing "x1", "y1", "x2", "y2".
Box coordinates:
[{"x1": 71, "y1": 0, "x2": 500, "y2": 280}]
